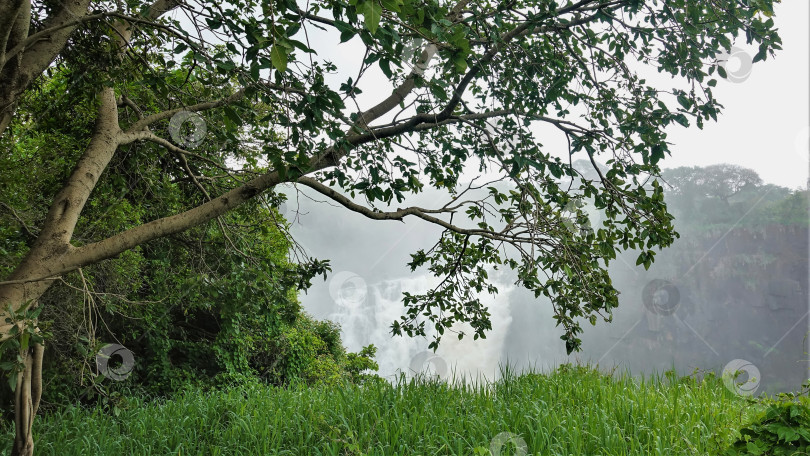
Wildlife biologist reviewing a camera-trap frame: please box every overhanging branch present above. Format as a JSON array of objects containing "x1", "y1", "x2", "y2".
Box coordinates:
[{"x1": 296, "y1": 176, "x2": 529, "y2": 243}]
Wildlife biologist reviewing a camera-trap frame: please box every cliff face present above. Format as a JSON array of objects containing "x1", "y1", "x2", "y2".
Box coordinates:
[
  {"x1": 595, "y1": 220, "x2": 809, "y2": 393},
  {"x1": 498, "y1": 171, "x2": 808, "y2": 391}
]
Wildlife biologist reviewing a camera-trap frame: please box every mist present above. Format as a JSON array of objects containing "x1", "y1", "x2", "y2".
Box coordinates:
[{"x1": 284, "y1": 164, "x2": 809, "y2": 394}]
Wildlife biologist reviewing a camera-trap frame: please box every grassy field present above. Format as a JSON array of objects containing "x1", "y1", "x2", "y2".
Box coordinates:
[{"x1": 1, "y1": 365, "x2": 759, "y2": 455}]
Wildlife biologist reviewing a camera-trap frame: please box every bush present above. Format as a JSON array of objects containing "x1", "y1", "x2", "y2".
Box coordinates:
[{"x1": 724, "y1": 381, "x2": 810, "y2": 455}]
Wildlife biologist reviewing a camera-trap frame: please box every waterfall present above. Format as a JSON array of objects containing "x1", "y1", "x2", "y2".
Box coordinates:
[{"x1": 328, "y1": 271, "x2": 516, "y2": 382}]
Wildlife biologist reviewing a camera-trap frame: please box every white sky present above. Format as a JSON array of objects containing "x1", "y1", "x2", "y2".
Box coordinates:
[{"x1": 660, "y1": 1, "x2": 809, "y2": 190}]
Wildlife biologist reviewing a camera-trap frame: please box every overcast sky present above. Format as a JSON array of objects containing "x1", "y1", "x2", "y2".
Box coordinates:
[{"x1": 661, "y1": 1, "x2": 809, "y2": 190}]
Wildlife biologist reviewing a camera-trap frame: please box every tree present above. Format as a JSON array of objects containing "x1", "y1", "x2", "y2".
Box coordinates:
[
  {"x1": 662, "y1": 163, "x2": 764, "y2": 206},
  {"x1": 0, "y1": 67, "x2": 375, "y2": 413},
  {"x1": 0, "y1": 0, "x2": 782, "y2": 454},
  {"x1": 661, "y1": 164, "x2": 791, "y2": 226}
]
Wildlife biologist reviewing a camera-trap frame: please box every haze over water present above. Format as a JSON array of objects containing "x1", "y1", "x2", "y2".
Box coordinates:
[{"x1": 286, "y1": 167, "x2": 810, "y2": 393}]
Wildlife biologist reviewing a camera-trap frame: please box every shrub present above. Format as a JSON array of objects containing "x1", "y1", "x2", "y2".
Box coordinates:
[{"x1": 724, "y1": 381, "x2": 810, "y2": 455}]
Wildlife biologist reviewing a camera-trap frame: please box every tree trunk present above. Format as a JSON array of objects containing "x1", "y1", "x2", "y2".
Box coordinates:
[
  {"x1": 10, "y1": 342, "x2": 43, "y2": 456},
  {"x1": 1, "y1": 226, "x2": 68, "y2": 456}
]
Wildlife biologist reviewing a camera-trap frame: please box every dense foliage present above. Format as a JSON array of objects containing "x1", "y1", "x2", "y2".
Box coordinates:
[
  {"x1": 725, "y1": 383, "x2": 810, "y2": 456},
  {"x1": 0, "y1": 0, "x2": 784, "y2": 355},
  {"x1": 0, "y1": 68, "x2": 378, "y2": 414}
]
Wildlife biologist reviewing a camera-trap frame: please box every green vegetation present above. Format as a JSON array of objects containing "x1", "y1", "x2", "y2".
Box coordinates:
[
  {"x1": 724, "y1": 385, "x2": 810, "y2": 456},
  {"x1": 0, "y1": 365, "x2": 771, "y2": 455},
  {"x1": 0, "y1": 67, "x2": 375, "y2": 413}
]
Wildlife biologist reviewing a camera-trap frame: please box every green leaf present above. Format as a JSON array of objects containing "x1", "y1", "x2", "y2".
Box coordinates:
[
  {"x1": 752, "y1": 48, "x2": 767, "y2": 63},
  {"x1": 452, "y1": 54, "x2": 467, "y2": 73},
  {"x1": 745, "y1": 441, "x2": 765, "y2": 455},
  {"x1": 672, "y1": 113, "x2": 689, "y2": 127},
  {"x1": 380, "y1": 59, "x2": 393, "y2": 78},
  {"x1": 340, "y1": 30, "x2": 355, "y2": 43},
  {"x1": 381, "y1": 0, "x2": 401, "y2": 13},
  {"x1": 287, "y1": 39, "x2": 315, "y2": 54},
  {"x1": 358, "y1": 1, "x2": 382, "y2": 35},
  {"x1": 270, "y1": 46, "x2": 288, "y2": 73},
  {"x1": 676, "y1": 94, "x2": 691, "y2": 109},
  {"x1": 20, "y1": 332, "x2": 29, "y2": 352},
  {"x1": 224, "y1": 106, "x2": 243, "y2": 126}
]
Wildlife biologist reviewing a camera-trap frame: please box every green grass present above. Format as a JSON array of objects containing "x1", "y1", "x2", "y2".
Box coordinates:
[{"x1": 1, "y1": 365, "x2": 758, "y2": 455}]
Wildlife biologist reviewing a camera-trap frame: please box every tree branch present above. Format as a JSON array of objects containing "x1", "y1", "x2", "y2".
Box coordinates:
[
  {"x1": 0, "y1": 0, "x2": 28, "y2": 69},
  {"x1": 296, "y1": 8, "x2": 337, "y2": 27},
  {"x1": 295, "y1": 177, "x2": 516, "y2": 242},
  {"x1": 32, "y1": 88, "x2": 121, "y2": 247},
  {"x1": 126, "y1": 89, "x2": 245, "y2": 132},
  {"x1": 0, "y1": 202, "x2": 36, "y2": 239},
  {"x1": 353, "y1": 0, "x2": 471, "y2": 128}
]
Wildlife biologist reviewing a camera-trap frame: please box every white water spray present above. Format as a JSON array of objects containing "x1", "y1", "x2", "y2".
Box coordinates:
[{"x1": 328, "y1": 272, "x2": 516, "y2": 382}]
